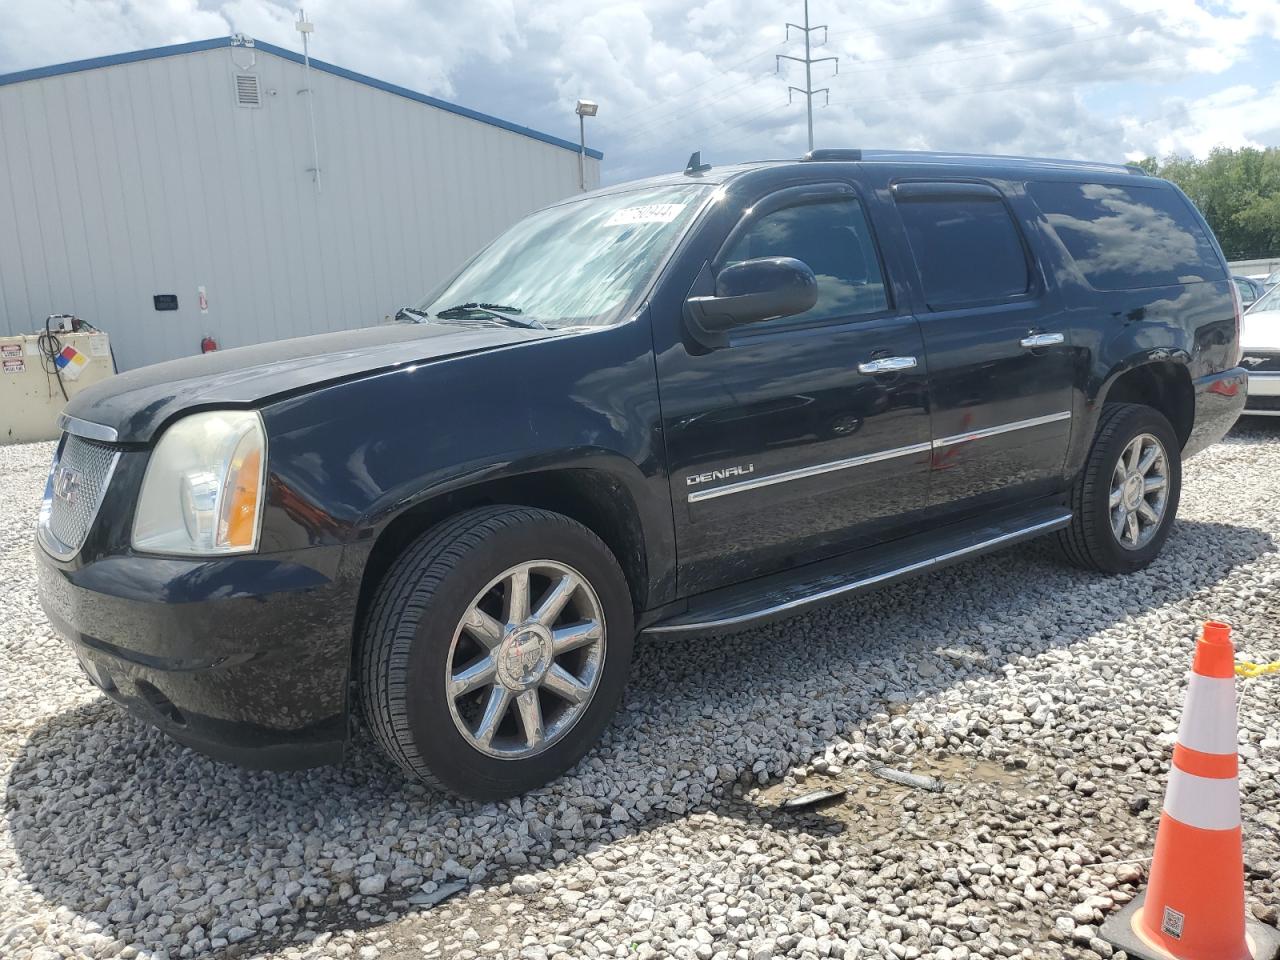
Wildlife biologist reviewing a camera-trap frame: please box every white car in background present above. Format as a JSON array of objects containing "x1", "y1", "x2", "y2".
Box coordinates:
[{"x1": 1241, "y1": 284, "x2": 1280, "y2": 417}]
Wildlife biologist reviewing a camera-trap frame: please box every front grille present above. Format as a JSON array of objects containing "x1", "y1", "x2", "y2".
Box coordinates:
[
  {"x1": 1241, "y1": 351, "x2": 1280, "y2": 374},
  {"x1": 1246, "y1": 394, "x2": 1280, "y2": 412},
  {"x1": 42, "y1": 435, "x2": 119, "y2": 558}
]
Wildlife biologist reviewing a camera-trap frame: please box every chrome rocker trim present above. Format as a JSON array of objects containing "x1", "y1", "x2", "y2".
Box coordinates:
[
  {"x1": 687, "y1": 410, "x2": 1073, "y2": 503},
  {"x1": 687, "y1": 442, "x2": 933, "y2": 504},
  {"x1": 932, "y1": 410, "x2": 1071, "y2": 448}
]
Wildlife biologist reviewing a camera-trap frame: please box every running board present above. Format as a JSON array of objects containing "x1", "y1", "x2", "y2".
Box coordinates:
[{"x1": 642, "y1": 505, "x2": 1072, "y2": 637}]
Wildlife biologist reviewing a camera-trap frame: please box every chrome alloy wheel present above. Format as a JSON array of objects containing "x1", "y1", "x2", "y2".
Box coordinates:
[
  {"x1": 1109, "y1": 433, "x2": 1169, "y2": 550},
  {"x1": 445, "y1": 560, "x2": 606, "y2": 759}
]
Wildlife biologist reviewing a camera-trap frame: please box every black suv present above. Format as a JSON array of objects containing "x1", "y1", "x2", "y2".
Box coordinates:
[{"x1": 36, "y1": 149, "x2": 1246, "y2": 799}]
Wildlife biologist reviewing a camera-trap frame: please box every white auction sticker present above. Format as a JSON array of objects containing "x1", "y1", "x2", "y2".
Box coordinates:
[{"x1": 604, "y1": 203, "x2": 686, "y2": 226}]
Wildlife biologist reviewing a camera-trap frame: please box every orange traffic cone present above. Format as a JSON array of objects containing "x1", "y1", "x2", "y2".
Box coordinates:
[{"x1": 1102, "y1": 621, "x2": 1280, "y2": 960}]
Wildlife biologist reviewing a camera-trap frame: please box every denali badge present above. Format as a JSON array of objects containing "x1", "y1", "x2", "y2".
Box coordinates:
[
  {"x1": 52, "y1": 465, "x2": 80, "y2": 505},
  {"x1": 687, "y1": 463, "x2": 755, "y2": 486}
]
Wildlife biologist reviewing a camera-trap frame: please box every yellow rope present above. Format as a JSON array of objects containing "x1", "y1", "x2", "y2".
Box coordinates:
[{"x1": 1236, "y1": 660, "x2": 1280, "y2": 679}]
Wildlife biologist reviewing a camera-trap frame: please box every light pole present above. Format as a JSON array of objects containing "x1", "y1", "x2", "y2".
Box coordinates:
[{"x1": 575, "y1": 99, "x2": 598, "y2": 191}]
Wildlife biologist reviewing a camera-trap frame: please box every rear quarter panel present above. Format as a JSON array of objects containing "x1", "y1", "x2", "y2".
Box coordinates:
[{"x1": 1018, "y1": 176, "x2": 1237, "y2": 474}]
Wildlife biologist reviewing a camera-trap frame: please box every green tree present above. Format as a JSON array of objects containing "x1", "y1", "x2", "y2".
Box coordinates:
[{"x1": 1136, "y1": 147, "x2": 1280, "y2": 261}]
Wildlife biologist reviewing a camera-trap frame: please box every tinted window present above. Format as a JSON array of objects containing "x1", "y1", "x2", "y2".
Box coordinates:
[
  {"x1": 1029, "y1": 181, "x2": 1224, "y2": 291},
  {"x1": 1235, "y1": 278, "x2": 1259, "y2": 306},
  {"x1": 721, "y1": 197, "x2": 888, "y2": 324},
  {"x1": 896, "y1": 195, "x2": 1030, "y2": 308}
]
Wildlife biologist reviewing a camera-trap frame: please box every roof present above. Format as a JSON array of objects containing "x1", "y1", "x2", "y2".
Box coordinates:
[
  {"x1": 843, "y1": 149, "x2": 1145, "y2": 176},
  {"x1": 593, "y1": 148, "x2": 1150, "y2": 197},
  {"x1": 0, "y1": 36, "x2": 603, "y2": 160}
]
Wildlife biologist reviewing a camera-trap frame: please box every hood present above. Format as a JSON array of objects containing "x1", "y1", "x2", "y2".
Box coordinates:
[
  {"x1": 64, "y1": 322, "x2": 556, "y2": 443},
  {"x1": 1241, "y1": 307, "x2": 1280, "y2": 352}
]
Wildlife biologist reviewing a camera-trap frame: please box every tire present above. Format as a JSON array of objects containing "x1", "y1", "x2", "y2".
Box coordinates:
[
  {"x1": 1057, "y1": 402, "x2": 1182, "y2": 574},
  {"x1": 358, "y1": 505, "x2": 634, "y2": 799}
]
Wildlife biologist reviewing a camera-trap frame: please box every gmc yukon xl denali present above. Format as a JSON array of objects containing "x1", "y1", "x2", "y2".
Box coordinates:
[{"x1": 36, "y1": 149, "x2": 1246, "y2": 799}]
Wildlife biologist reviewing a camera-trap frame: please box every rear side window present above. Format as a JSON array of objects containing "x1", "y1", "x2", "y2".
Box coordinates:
[
  {"x1": 1028, "y1": 181, "x2": 1224, "y2": 290},
  {"x1": 896, "y1": 195, "x2": 1031, "y2": 309},
  {"x1": 721, "y1": 197, "x2": 889, "y2": 324}
]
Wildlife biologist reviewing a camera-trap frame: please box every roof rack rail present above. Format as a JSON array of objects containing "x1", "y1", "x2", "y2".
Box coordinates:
[{"x1": 802, "y1": 148, "x2": 862, "y2": 162}]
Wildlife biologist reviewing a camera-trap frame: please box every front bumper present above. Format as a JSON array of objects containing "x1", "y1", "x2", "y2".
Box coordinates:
[
  {"x1": 36, "y1": 544, "x2": 355, "y2": 769},
  {"x1": 1242, "y1": 372, "x2": 1280, "y2": 416},
  {"x1": 1183, "y1": 367, "x2": 1248, "y2": 457}
]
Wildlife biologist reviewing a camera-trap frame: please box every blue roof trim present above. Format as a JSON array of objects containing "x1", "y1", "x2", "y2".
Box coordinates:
[
  {"x1": 250, "y1": 39, "x2": 603, "y2": 159},
  {"x1": 0, "y1": 36, "x2": 605, "y2": 161},
  {"x1": 0, "y1": 37, "x2": 230, "y2": 85}
]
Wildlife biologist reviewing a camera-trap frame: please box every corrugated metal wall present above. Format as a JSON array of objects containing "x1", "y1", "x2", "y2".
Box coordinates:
[{"x1": 0, "y1": 41, "x2": 600, "y2": 369}]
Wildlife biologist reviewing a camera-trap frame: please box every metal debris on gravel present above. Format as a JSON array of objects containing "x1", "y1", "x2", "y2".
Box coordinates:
[{"x1": 3, "y1": 423, "x2": 1280, "y2": 960}]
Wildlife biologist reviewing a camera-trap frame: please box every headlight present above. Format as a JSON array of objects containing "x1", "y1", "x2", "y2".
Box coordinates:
[{"x1": 132, "y1": 410, "x2": 267, "y2": 556}]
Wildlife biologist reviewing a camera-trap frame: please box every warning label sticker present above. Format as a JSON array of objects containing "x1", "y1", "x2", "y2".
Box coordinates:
[
  {"x1": 604, "y1": 203, "x2": 686, "y2": 226},
  {"x1": 88, "y1": 335, "x2": 110, "y2": 357},
  {"x1": 55, "y1": 345, "x2": 90, "y2": 381},
  {"x1": 0, "y1": 343, "x2": 21, "y2": 358},
  {"x1": 2, "y1": 358, "x2": 25, "y2": 374},
  {"x1": 1162, "y1": 906, "x2": 1185, "y2": 940}
]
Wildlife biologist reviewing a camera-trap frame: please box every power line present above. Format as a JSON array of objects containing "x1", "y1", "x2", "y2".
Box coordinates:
[
  {"x1": 826, "y1": 53, "x2": 1183, "y2": 108},
  {"x1": 621, "y1": 4, "x2": 1168, "y2": 143},
  {"x1": 776, "y1": 0, "x2": 838, "y2": 151},
  {"x1": 613, "y1": 0, "x2": 1066, "y2": 138},
  {"x1": 610, "y1": 39, "x2": 785, "y2": 126},
  {"x1": 835, "y1": 6, "x2": 1167, "y2": 75}
]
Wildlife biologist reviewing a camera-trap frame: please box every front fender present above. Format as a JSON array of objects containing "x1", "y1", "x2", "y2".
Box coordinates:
[{"x1": 256, "y1": 318, "x2": 673, "y2": 611}]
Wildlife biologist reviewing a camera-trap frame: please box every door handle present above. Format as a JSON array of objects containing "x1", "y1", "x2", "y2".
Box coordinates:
[
  {"x1": 1020, "y1": 332, "x2": 1064, "y2": 349},
  {"x1": 857, "y1": 356, "x2": 917, "y2": 374}
]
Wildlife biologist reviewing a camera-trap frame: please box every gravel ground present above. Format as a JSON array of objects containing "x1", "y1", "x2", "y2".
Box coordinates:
[{"x1": 3, "y1": 423, "x2": 1280, "y2": 960}]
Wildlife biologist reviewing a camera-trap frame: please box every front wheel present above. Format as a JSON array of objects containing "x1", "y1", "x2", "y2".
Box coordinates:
[
  {"x1": 1058, "y1": 402, "x2": 1182, "y2": 574},
  {"x1": 358, "y1": 506, "x2": 634, "y2": 799}
]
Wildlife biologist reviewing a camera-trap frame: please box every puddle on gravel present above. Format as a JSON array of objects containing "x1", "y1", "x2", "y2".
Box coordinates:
[{"x1": 747, "y1": 755, "x2": 1032, "y2": 831}]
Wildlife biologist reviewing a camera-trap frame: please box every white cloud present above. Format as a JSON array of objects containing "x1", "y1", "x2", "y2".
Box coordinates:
[{"x1": 2, "y1": 0, "x2": 1276, "y2": 182}]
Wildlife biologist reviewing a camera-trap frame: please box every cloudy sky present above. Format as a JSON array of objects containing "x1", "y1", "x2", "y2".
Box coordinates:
[{"x1": 3, "y1": 0, "x2": 1279, "y2": 184}]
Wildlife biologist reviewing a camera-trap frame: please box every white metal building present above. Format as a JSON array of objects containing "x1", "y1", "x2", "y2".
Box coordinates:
[{"x1": 0, "y1": 36, "x2": 602, "y2": 370}]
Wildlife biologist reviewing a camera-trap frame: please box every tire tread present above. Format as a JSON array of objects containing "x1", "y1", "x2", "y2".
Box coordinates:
[
  {"x1": 357, "y1": 505, "x2": 620, "y2": 790},
  {"x1": 1057, "y1": 402, "x2": 1176, "y2": 572}
]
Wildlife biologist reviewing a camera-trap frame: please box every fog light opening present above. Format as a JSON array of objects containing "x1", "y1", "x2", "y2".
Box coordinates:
[{"x1": 134, "y1": 680, "x2": 187, "y2": 727}]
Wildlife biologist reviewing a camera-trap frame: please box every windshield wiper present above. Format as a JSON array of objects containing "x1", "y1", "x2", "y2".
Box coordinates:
[
  {"x1": 434, "y1": 302, "x2": 546, "y2": 329},
  {"x1": 395, "y1": 306, "x2": 432, "y2": 323}
]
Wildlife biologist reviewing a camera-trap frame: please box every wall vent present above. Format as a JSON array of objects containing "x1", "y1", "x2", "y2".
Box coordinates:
[{"x1": 234, "y1": 73, "x2": 262, "y2": 108}]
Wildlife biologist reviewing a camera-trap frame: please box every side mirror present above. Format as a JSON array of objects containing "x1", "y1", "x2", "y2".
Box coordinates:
[{"x1": 684, "y1": 257, "x2": 818, "y2": 348}]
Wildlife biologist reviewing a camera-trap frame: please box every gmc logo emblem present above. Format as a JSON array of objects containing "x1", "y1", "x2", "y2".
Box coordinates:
[{"x1": 52, "y1": 465, "x2": 80, "y2": 505}]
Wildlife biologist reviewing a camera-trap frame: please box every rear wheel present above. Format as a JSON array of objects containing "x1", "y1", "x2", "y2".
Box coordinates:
[
  {"x1": 1058, "y1": 402, "x2": 1182, "y2": 573},
  {"x1": 359, "y1": 506, "x2": 634, "y2": 799}
]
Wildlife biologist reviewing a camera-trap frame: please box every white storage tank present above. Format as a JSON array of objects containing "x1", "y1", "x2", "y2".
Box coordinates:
[{"x1": 1, "y1": 323, "x2": 115, "y2": 443}]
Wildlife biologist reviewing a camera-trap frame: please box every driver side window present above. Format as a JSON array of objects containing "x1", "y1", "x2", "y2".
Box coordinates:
[{"x1": 721, "y1": 197, "x2": 889, "y2": 326}]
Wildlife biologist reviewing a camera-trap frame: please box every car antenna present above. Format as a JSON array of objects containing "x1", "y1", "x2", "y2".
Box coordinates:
[{"x1": 684, "y1": 151, "x2": 712, "y2": 176}]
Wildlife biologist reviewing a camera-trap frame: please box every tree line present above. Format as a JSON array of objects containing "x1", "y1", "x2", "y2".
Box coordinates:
[{"x1": 1135, "y1": 147, "x2": 1280, "y2": 262}]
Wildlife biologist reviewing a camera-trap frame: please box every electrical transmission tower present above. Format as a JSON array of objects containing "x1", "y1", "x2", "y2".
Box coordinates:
[{"x1": 776, "y1": 1, "x2": 839, "y2": 151}]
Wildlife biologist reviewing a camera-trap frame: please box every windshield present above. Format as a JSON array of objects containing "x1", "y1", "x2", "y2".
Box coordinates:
[
  {"x1": 1268, "y1": 268, "x2": 1280, "y2": 286},
  {"x1": 1249, "y1": 284, "x2": 1280, "y2": 315},
  {"x1": 414, "y1": 184, "x2": 709, "y2": 329}
]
